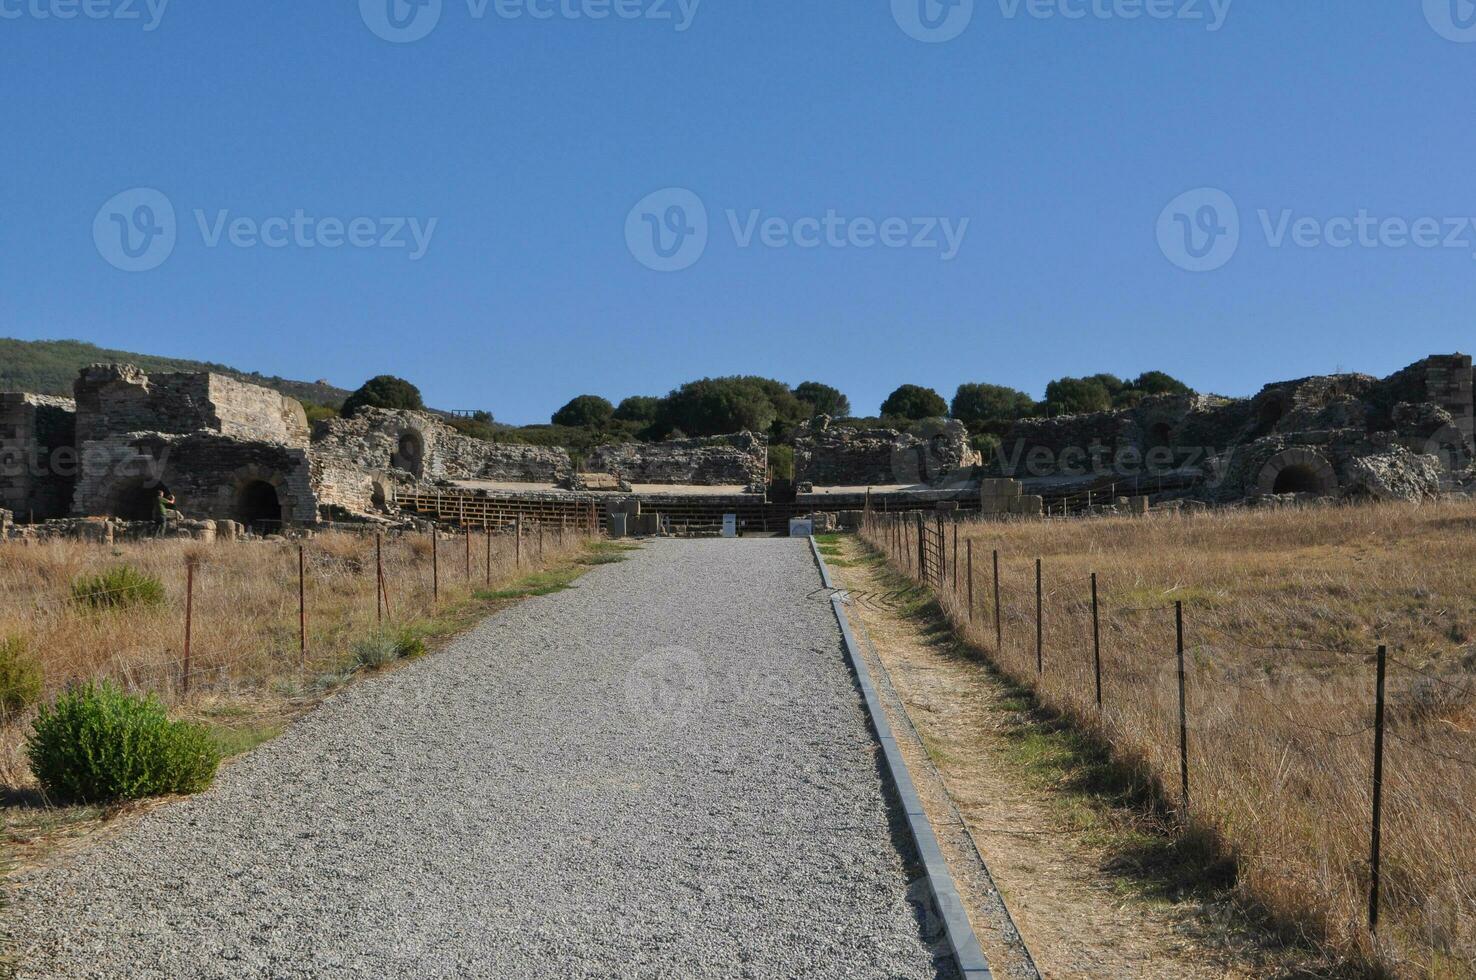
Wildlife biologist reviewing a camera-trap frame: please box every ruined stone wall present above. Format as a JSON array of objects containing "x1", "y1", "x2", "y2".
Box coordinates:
[
  {"x1": 794, "y1": 418, "x2": 979, "y2": 486},
  {"x1": 309, "y1": 408, "x2": 572, "y2": 515},
  {"x1": 73, "y1": 364, "x2": 308, "y2": 448},
  {"x1": 0, "y1": 393, "x2": 78, "y2": 521},
  {"x1": 585, "y1": 432, "x2": 767, "y2": 486},
  {"x1": 71, "y1": 432, "x2": 315, "y2": 525}
]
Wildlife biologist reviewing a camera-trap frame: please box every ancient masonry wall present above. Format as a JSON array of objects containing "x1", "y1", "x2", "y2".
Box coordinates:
[
  {"x1": 310, "y1": 408, "x2": 572, "y2": 515},
  {"x1": 73, "y1": 364, "x2": 309, "y2": 448},
  {"x1": 794, "y1": 417, "x2": 979, "y2": 487},
  {"x1": 0, "y1": 393, "x2": 77, "y2": 520},
  {"x1": 584, "y1": 432, "x2": 768, "y2": 486}
]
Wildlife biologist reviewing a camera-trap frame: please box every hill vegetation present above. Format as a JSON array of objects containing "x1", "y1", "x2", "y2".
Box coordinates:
[{"x1": 0, "y1": 339, "x2": 352, "y2": 407}]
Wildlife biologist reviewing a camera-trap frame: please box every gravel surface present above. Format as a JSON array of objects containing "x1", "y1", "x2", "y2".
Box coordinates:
[{"x1": 6, "y1": 539, "x2": 951, "y2": 979}]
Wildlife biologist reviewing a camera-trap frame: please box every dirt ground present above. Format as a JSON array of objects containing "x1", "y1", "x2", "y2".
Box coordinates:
[{"x1": 826, "y1": 536, "x2": 1320, "y2": 980}]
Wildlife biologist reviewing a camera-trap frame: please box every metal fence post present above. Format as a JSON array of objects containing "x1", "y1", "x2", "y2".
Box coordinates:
[
  {"x1": 431, "y1": 530, "x2": 438, "y2": 603},
  {"x1": 967, "y1": 541, "x2": 974, "y2": 623},
  {"x1": 377, "y1": 533, "x2": 386, "y2": 625},
  {"x1": 1035, "y1": 557, "x2": 1043, "y2": 674},
  {"x1": 485, "y1": 529, "x2": 492, "y2": 586},
  {"x1": 299, "y1": 544, "x2": 307, "y2": 667},
  {"x1": 182, "y1": 557, "x2": 195, "y2": 695},
  {"x1": 1091, "y1": 572, "x2": 1102, "y2": 709},
  {"x1": 1369, "y1": 644, "x2": 1388, "y2": 931},
  {"x1": 993, "y1": 549, "x2": 1002, "y2": 650}
]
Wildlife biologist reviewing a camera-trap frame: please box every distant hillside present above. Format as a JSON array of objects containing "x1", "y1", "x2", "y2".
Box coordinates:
[{"x1": 0, "y1": 339, "x2": 352, "y2": 407}]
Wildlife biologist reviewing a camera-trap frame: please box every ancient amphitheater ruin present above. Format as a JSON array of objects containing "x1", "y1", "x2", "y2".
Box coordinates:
[{"x1": 0, "y1": 354, "x2": 1470, "y2": 539}]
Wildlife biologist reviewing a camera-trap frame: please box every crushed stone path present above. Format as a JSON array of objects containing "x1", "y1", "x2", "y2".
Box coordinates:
[{"x1": 5, "y1": 539, "x2": 952, "y2": 979}]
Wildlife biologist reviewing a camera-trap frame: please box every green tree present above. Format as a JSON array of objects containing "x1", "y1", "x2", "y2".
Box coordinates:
[
  {"x1": 793, "y1": 381, "x2": 852, "y2": 419},
  {"x1": 614, "y1": 395, "x2": 660, "y2": 423},
  {"x1": 552, "y1": 395, "x2": 615, "y2": 429},
  {"x1": 1041, "y1": 376, "x2": 1113, "y2": 416},
  {"x1": 1130, "y1": 370, "x2": 1193, "y2": 396},
  {"x1": 950, "y1": 383, "x2": 1036, "y2": 434},
  {"x1": 880, "y1": 384, "x2": 948, "y2": 421},
  {"x1": 342, "y1": 375, "x2": 424, "y2": 417},
  {"x1": 652, "y1": 377, "x2": 808, "y2": 438}
]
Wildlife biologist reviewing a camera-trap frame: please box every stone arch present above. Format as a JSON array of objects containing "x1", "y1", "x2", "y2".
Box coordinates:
[
  {"x1": 1256, "y1": 448, "x2": 1338, "y2": 496},
  {"x1": 225, "y1": 464, "x2": 294, "y2": 530},
  {"x1": 107, "y1": 477, "x2": 170, "y2": 521},
  {"x1": 393, "y1": 429, "x2": 425, "y2": 478}
]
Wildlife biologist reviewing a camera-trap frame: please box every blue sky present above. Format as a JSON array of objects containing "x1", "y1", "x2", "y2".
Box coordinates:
[{"x1": 3, "y1": 1, "x2": 1475, "y2": 423}]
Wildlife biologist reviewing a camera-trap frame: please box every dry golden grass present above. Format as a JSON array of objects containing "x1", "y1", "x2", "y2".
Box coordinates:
[
  {"x1": 866, "y1": 501, "x2": 1476, "y2": 977},
  {"x1": 0, "y1": 524, "x2": 592, "y2": 793}
]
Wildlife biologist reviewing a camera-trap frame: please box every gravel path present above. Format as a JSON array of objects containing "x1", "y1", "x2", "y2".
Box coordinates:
[{"x1": 5, "y1": 539, "x2": 951, "y2": 979}]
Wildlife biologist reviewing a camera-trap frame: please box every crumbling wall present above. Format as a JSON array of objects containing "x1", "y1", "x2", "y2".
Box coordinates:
[
  {"x1": 310, "y1": 408, "x2": 572, "y2": 515},
  {"x1": 585, "y1": 432, "x2": 767, "y2": 486},
  {"x1": 794, "y1": 417, "x2": 979, "y2": 487},
  {"x1": 73, "y1": 364, "x2": 308, "y2": 448},
  {"x1": 0, "y1": 393, "x2": 77, "y2": 520}
]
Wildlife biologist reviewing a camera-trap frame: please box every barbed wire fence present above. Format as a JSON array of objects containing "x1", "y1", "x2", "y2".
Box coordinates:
[{"x1": 860, "y1": 508, "x2": 1476, "y2": 963}]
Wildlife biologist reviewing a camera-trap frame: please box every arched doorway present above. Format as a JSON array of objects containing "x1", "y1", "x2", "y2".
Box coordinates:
[
  {"x1": 1256, "y1": 449, "x2": 1338, "y2": 497},
  {"x1": 235, "y1": 480, "x2": 282, "y2": 532},
  {"x1": 1272, "y1": 465, "x2": 1326, "y2": 494},
  {"x1": 109, "y1": 480, "x2": 169, "y2": 521},
  {"x1": 393, "y1": 431, "x2": 424, "y2": 478},
  {"x1": 1146, "y1": 421, "x2": 1174, "y2": 451}
]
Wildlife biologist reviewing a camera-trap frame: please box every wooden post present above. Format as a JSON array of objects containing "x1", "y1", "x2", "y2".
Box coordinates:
[
  {"x1": 485, "y1": 529, "x2": 492, "y2": 586},
  {"x1": 1369, "y1": 644, "x2": 1388, "y2": 931},
  {"x1": 992, "y1": 549, "x2": 1002, "y2": 650},
  {"x1": 431, "y1": 531, "x2": 438, "y2": 604},
  {"x1": 465, "y1": 529, "x2": 471, "y2": 580},
  {"x1": 1035, "y1": 558, "x2": 1043, "y2": 674},
  {"x1": 952, "y1": 521, "x2": 959, "y2": 590},
  {"x1": 182, "y1": 557, "x2": 195, "y2": 695},
  {"x1": 299, "y1": 545, "x2": 307, "y2": 667},
  {"x1": 1091, "y1": 572, "x2": 1102, "y2": 709},
  {"x1": 915, "y1": 513, "x2": 925, "y2": 581},
  {"x1": 515, "y1": 516, "x2": 522, "y2": 567},
  {"x1": 1176, "y1": 600, "x2": 1189, "y2": 810},
  {"x1": 967, "y1": 541, "x2": 974, "y2": 623}
]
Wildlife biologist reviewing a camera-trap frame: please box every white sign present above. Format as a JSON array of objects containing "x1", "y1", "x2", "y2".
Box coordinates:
[
  {"x1": 722, "y1": 514, "x2": 737, "y2": 538},
  {"x1": 789, "y1": 518, "x2": 815, "y2": 538}
]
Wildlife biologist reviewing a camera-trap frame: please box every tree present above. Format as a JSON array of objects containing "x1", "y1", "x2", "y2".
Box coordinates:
[
  {"x1": 342, "y1": 375, "x2": 424, "y2": 417},
  {"x1": 950, "y1": 383, "x2": 1036, "y2": 434},
  {"x1": 614, "y1": 396, "x2": 660, "y2": 423},
  {"x1": 552, "y1": 395, "x2": 615, "y2": 429},
  {"x1": 652, "y1": 376, "x2": 808, "y2": 438},
  {"x1": 794, "y1": 381, "x2": 851, "y2": 419},
  {"x1": 1041, "y1": 376, "x2": 1113, "y2": 416},
  {"x1": 1130, "y1": 371, "x2": 1193, "y2": 397},
  {"x1": 880, "y1": 384, "x2": 948, "y2": 421}
]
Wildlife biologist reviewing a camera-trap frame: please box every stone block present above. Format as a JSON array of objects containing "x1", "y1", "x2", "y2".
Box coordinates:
[
  {"x1": 979, "y1": 478, "x2": 1022, "y2": 498},
  {"x1": 1130, "y1": 495, "x2": 1150, "y2": 515},
  {"x1": 935, "y1": 501, "x2": 960, "y2": 513},
  {"x1": 607, "y1": 512, "x2": 628, "y2": 539},
  {"x1": 1009, "y1": 495, "x2": 1044, "y2": 517}
]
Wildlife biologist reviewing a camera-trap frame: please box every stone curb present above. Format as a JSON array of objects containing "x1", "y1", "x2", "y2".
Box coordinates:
[{"x1": 808, "y1": 535, "x2": 994, "y2": 980}]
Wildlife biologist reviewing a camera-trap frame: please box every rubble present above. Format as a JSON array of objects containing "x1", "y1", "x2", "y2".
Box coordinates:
[
  {"x1": 794, "y1": 416, "x2": 980, "y2": 487},
  {"x1": 584, "y1": 432, "x2": 767, "y2": 487}
]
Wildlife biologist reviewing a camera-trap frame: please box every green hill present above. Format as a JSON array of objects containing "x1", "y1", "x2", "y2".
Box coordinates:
[{"x1": 0, "y1": 339, "x2": 352, "y2": 407}]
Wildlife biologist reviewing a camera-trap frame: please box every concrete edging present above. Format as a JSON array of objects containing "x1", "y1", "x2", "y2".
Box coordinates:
[{"x1": 807, "y1": 536, "x2": 993, "y2": 980}]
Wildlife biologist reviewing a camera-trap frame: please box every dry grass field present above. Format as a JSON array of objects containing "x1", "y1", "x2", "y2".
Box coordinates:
[
  {"x1": 0, "y1": 525, "x2": 595, "y2": 799},
  {"x1": 864, "y1": 501, "x2": 1476, "y2": 977}
]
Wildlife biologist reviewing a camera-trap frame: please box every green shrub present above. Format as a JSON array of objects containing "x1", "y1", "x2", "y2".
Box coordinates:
[
  {"x1": 26, "y1": 682, "x2": 219, "y2": 804},
  {"x1": 393, "y1": 628, "x2": 427, "y2": 660},
  {"x1": 352, "y1": 633, "x2": 399, "y2": 670},
  {"x1": 0, "y1": 636, "x2": 43, "y2": 714},
  {"x1": 71, "y1": 565, "x2": 165, "y2": 611}
]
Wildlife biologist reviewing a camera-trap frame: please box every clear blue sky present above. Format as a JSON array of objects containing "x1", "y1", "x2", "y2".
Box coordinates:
[{"x1": 3, "y1": 1, "x2": 1475, "y2": 424}]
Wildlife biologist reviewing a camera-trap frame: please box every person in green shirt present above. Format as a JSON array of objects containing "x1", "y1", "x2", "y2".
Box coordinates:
[{"x1": 154, "y1": 490, "x2": 178, "y2": 537}]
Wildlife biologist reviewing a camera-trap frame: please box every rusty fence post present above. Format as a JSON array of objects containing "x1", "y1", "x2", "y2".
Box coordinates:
[
  {"x1": 431, "y1": 530, "x2": 439, "y2": 603},
  {"x1": 485, "y1": 529, "x2": 492, "y2": 586},
  {"x1": 515, "y1": 516, "x2": 522, "y2": 568},
  {"x1": 182, "y1": 557, "x2": 196, "y2": 695},
  {"x1": 299, "y1": 544, "x2": 307, "y2": 668},
  {"x1": 377, "y1": 533, "x2": 385, "y2": 626},
  {"x1": 1091, "y1": 572, "x2": 1102, "y2": 710},
  {"x1": 1035, "y1": 557, "x2": 1043, "y2": 674},
  {"x1": 1369, "y1": 644, "x2": 1388, "y2": 932},
  {"x1": 967, "y1": 541, "x2": 974, "y2": 623},
  {"x1": 992, "y1": 549, "x2": 1002, "y2": 651},
  {"x1": 1176, "y1": 600, "x2": 1189, "y2": 810},
  {"x1": 465, "y1": 529, "x2": 471, "y2": 580}
]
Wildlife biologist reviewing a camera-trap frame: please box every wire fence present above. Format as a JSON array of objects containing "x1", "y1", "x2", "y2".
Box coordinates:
[
  {"x1": 0, "y1": 518, "x2": 594, "y2": 732},
  {"x1": 861, "y1": 508, "x2": 1476, "y2": 970}
]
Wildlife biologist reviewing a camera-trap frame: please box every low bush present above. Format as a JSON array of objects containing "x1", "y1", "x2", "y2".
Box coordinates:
[
  {"x1": 0, "y1": 636, "x2": 43, "y2": 714},
  {"x1": 27, "y1": 682, "x2": 219, "y2": 804},
  {"x1": 352, "y1": 633, "x2": 399, "y2": 670},
  {"x1": 393, "y1": 628, "x2": 427, "y2": 660},
  {"x1": 70, "y1": 565, "x2": 165, "y2": 611}
]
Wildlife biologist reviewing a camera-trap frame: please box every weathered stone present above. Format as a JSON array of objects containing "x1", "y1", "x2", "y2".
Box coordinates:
[
  {"x1": 794, "y1": 416, "x2": 980, "y2": 487},
  {"x1": 586, "y1": 432, "x2": 767, "y2": 487},
  {"x1": 1342, "y1": 449, "x2": 1443, "y2": 502}
]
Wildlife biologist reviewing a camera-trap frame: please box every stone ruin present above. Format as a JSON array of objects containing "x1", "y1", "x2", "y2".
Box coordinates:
[
  {"x1": 583, "y1": 432, "x2": 767, "y2": 488},
  {"x1": 993, "y1": 354, "x2": 1475, "y2": 505},
  {"x1": 793, "y1": 416, "x2": 981, "y2": 488}
]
